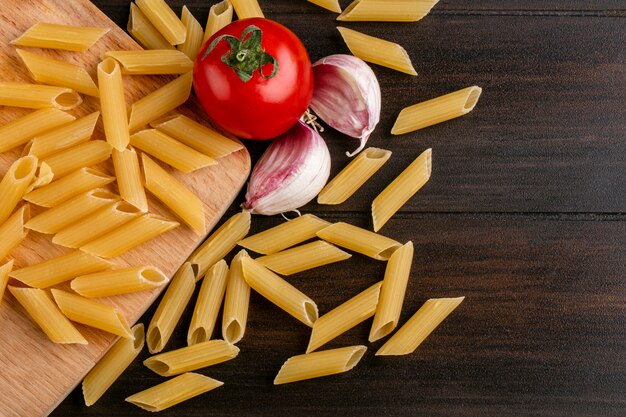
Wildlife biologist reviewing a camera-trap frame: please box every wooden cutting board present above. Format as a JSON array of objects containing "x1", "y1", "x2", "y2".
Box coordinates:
[{"x1": 0, "y1": 1, "x2": 251, "y2": 416}]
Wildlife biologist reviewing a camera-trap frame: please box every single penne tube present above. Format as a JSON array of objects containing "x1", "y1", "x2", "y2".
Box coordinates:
[
  {"x1": 29, "y1": 112, "x2": 100, "y2": 159},
  {"x1": 147, "y1": 262, "x2": 195, "y2": 353},
  {"x1": 0, "y1": 108, "x2": 75, "y2": 153},
  {"x1": 307, "y1": 282, "x2": 382, "y2": 353},
  {"x1": 98, "y1": 58, "x2": 130, "y2": 151},
  {"x1": 126, "y1": 373, "x2": 223, "y2": 412},
  {"x1": 53, "y1": 201, "x2": 144, "y2": 249},
  {"x1": 72, "y1": 266, "x2": 168, "y2": 298},
  {"x1": 128, "y1": 72, "x2": 193, "y2": 131},
  {"x1": 318, "y1": 147, "x2": 391, "y2": 205},
  {"x1": 0, "y1": 260, "x2": 13, "y2": 301},
  {"x1": 104, "y1": 50, "x2": 193, "y2": 75},
  {"x1": 391, "y1": 86, "x2": 483, "y2": 135},
  {"x1": 128, "y1": 3, "x2": 174, "y2": 50},
  {"x1": 0, "y1": 205, "x2": 30, "y2": 260},
  {"x1": 11, "y1": 23, "x2": 109, "y2": 52},
  {"x1": 178, "y1": 6, "x2": 204, "y2": 60},
  {"x1": 308, "y1": 0, "x2": 342, "y2": 13},
  {"x1": 0, "y1": 156, "x2": 37, "y2": 224},
  {"x1": 371, "y1": 148, "x2": 432, "y2": 232},
  {"x1": 9, "y1": 286, "x2": 87, "y2": 344},
  {"x1": 188, "y1": 211, "x2": 251, "y2": 279},
  {"x1": 316, "y1": 222, "x2": 402, "y2": 261},
  {"x1": 51, "y1": 289, "x2": 133, "y2": 338},
  {"x1": 188, "y1": 260, "x2": 228, "y2": 345},
  {"x1": 135, "y1": 0, "x2": 187, "y2": 45},
  {"x1": 256, "y1": 240, "x2": 351, "y2": 275},
  {"x1": 10, "y1": 251, "x2": 113, "y2": 288},
  {"x1": 151, "y1": 114, "x2": 243, "y2": 159},
  {"x1": 337, "y1": 27, "x2": 416, "y2": 75},
  {"x1": 23, "y1": 167, "x2": 115, "y2": 208},
  {"x1": 203, "y1": 0, "x2": 233, "y2": 44},
  {"x1": 24, "y1": 162, "x2": 54, "y2": 193},
  {"x1": 144, "y1": 340, "x2": 239, "y2": 377},
  {"x1": 0, "y1": 82, "x2": 82, "y2": 110},
  {"x1": 80, "y1": 213, "x2": 179, "y2": 258},
  {"x1": 42, "y1": 140, "x2": 112, "y2": 179},
  {"x1": 369, "y1": 241, "x2": 413, "y2": 342},
  {"x1": 238, "y1": 214, "x2": 330, "y2": 255},
  {"x1": 241, "y1": 258, "x2": 318, "y2": 327},
  {"x1": 337, "y1": 0, "x2": 439, "y2": 22},
  {"x1": 142, "y1": 154, "x2": 205, "y2": 232},
  {"x1": 376, "y1": 297, "x2": 465, "y2": 356},
  {"x1": 16, "y1": 49, "x2": 99, "y2": 97},
  {"x1": 221, "y1": 250, "x2": 250, "y2": 344},
  {"x1": 274, "y1": 345, "x2": 367, "y2": 385},
  {"x1": 83, "y1": 324, "x2": 144, "y2": 406},
  {"x1": 230, "y1": 0, "x2": 264, "y2": 19},
  {"x1": 112, "y1": 147, "x2": 148, "y2": 212}
]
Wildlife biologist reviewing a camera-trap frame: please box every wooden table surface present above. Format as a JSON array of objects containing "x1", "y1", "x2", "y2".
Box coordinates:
[{"x1": 52, "y1": 1, "x2": 626, "y2": 416}]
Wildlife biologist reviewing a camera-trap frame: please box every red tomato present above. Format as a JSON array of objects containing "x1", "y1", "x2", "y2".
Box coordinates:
[{"x1": 193, "y1": 18, "x2": 314, "y2": 140}]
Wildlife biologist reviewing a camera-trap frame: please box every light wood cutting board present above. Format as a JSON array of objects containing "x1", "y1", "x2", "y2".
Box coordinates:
[{"x1": 0, "y1": 1, "x2": 251, "y2": 416}]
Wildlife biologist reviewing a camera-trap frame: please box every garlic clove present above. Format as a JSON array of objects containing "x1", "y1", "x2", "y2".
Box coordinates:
[
  {"x1": 242, "y1": 121, "x2": 331, "y2": 216},
  {"x1": 310, "y1": 54, "x2": 381, "y2": 157}
]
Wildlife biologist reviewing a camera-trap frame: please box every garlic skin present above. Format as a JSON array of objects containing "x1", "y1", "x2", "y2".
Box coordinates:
[
  {"x1": 242, "y1": 121, "x2": 331, "y2": 216},
  {"x1": 310, "y1": 54, "x2": 381, "y2": 157}
]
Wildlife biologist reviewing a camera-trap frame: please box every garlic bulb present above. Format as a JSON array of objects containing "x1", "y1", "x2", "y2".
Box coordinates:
[
  {"x1": 310, "y1": 54, "x2": 381, "y2": 157},
  {"x1": 242, "y1": 121, "x2": 331, "y2": 216}
]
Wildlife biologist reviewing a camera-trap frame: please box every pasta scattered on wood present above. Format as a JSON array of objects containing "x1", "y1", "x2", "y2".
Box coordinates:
[
  {"x1": 71, "y1": 266, "x2": 169, "y2": 298},
  {"x1": 230, "y1": 0, "x2": 265, "y2": 19},
  {"x1": 0, "y1": 260, "x2": 13, "y2": 302},
  {"x1": 144, "y1": 339, "x2": 239, "y2": 377},
  {"x1": 0, "y1": 205, "x2": 30, "y2": 261},
  {"x1": 29, "y1": 112, "x2": 100, "y2": 159},
  {"x1": 203, "y1": 0, "x2": 233, "y2": 45},
  {"x1": 42, "y1": 140, "x2": 112, "y2": 179},
  {"x1": 0, "y1": 156, "x2": 37, "y2": 224},
  {"x1": 316, "y1": 222, "x2": 402, "y2": 261},
  {"x1": 128, "y1": 3, "x2": 174, "y2": 50},
  {"x1": 0, "y1": 82, "x2": 82, "y2": 110},
  {"x1": 337, "y1": 0, "x2": 439, "y2": 22},
  {"x1": 0, "y1": 108, "x2": 75, "y2": 154},
  {"x1": 221, "y1": 250, "x2": 251, "y2": 344},
  {"x1": 112, "y1": 147, "x2": 148, "y2": 212},
  {"x1": 188, "y1": 260, "x2": 229, "y2": 345},
  {"x1": 178, "y1": 6, "x2": 204, "y2": 60},
  {"x1": 98, "y1": 58, "x2": 130, "y2": 151},
  {"x1": 308, "y1": 0, "x2": 342, "y2": 13},
  {"x1": 135, "y1": 0, "x2": 187, "y2": 45},
  {"x1": 11, "y1": 22, "x2": 109, "y2": 52},
  {"x1": 256, "y1": 240, "x2": 351, "y2": 276},
  {"x1": 104, "y1": 50, "x2": 193, "y2": 75}
]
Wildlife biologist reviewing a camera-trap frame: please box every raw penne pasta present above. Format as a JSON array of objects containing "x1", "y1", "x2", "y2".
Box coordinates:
[
  {"x1": 11, "y1": 23, "x2": 109, "y2": 52},
  {"x1": 241, "y1": 258, "x2": 318, "y2": 327},
  {"x1": 128, "y1": 3, "x2": 174, "y2": 50},
  {"x1": 29, "y1": 112, "x2": 100, "y2": 159},
  {"x1": 0, "y1": 108, "x2": 75, "y2": 153},
  {"x1": 72, "y1": 266, "x2": 168, "y2": 298},
  {"x1": 53, "y1": 201, "x2": 143, "y2": 248},
  {"x1": 135, "y1": 0, "x2": 187, "y2": 45},
  {"x1": 369, "y1": 241, "x2": 413, "y2": 342},
  {"x1": 51, "y1": 289, "x2": 133, "y2": 338},
  {"x1": 0, "y1": 205, "x2": 29, "y2": 260},
  {"x1": 132, "y1": 129, "x2": 216, "y2": 172},
  {"x1": 151, "y1": 114, "x2": 243, "y2": 159},
  {"x1": 308, "y1": 0, "x2": 342, "y2": 13},
  {"x1": 203, "y1": 0, "x2": 233, "y2": 44},
  {"x1": 376, "y1": 297, "x2": 464, "y2": 356},
  {"x1": 308, "y1": 282, "x2": 382, "y2": 353},
  {"x1": 10, "y1": 251, "x2": 113, "y2": 288},
  {"x1": 188, "y1": 211, "x2": 251, "y2": 279},
  {"x1": 104, "y1": 50, "x2": 193, "y2": 75},
  {"x1": 24, "y1": 162, "x2": 54, "y2": 193},
  {"x1": 0, "y1": 82, "x2": 82, "y2": 110},
  {"x1": 147, "y1": 262, "x2": 195, "y2": 353},
  {"x1": 83, "y1": 324, "x2": 144, "y2": 406},
  {"x1": 337, "y1": 27, "x2": 416, "y2": 75},
  {"x1": 128, "y1": 72, "x2": 193, "y2": 131},
  {"x1": 178, "y1": 7, "x2": 204, "y2": 60},
  {"x1": 126, "y1": 373, "x2": 223, "y2": 412},
  {"x1": 112, "y1": 147, "x2": 148, "y2": 212},
  {"x1": 144, "y1": 340, "x2": 239, "y2": 377},
  {"x1": 257, "y1": 240, "x2": 351, "y2": 275},
  {"x1": 188, "y1": 260, "x2": 228, "y2": 345},
  {"x1": 80, "y1": 213, "x2": 179, "y2": 258},
  {"x1": 371, "y1": 148, "x2": 432, "y2": 232},
  {"x1": 0, "y1": 260, "x2": 13, "y2": 301},
  {"x1": 98, "y1": 58, "x2": 130, "y2": 151},
  {"x1": 274, "y1": 345, "x2": 366, "y2": 385},
  {"x1": 238, "y1": 214, "x2": 330, "y2": 255},
  {"x1": 0, "y1": 156, "x2": 37, "y2": 224},
  {"x1": 337, "y1": 0, "x2": 439, "y2": 22},
  {"x1": 8, "y1": 286, "x2": 87, "y2": 344},
  {"x1": 42, "y1": 140, "x2": 112, "y2": 178},
  {"x1": 318, "y1": 147, "x2": 391, "y2": 205},
  {"x1": 316, "y1": 222, "x2": 402, "y2": 261},
  {"x1": 391, "y1": 86, "x2": 483, "y2": 135},
  {"x1": 16, "y1": 49, "x2": 99, "y2": 97},
  {"x1": 23, "y1": 167, "x2": 115, "y2": 208},
  {"x1": 221, "y1": 250, "x2": 250, "y2": 344},
  {"x1": 142, "y1": 154, "x2": 205, "y2": 232},
  {"x1": 230, "y1": 0, "x2": 264, "y2": 19}
]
